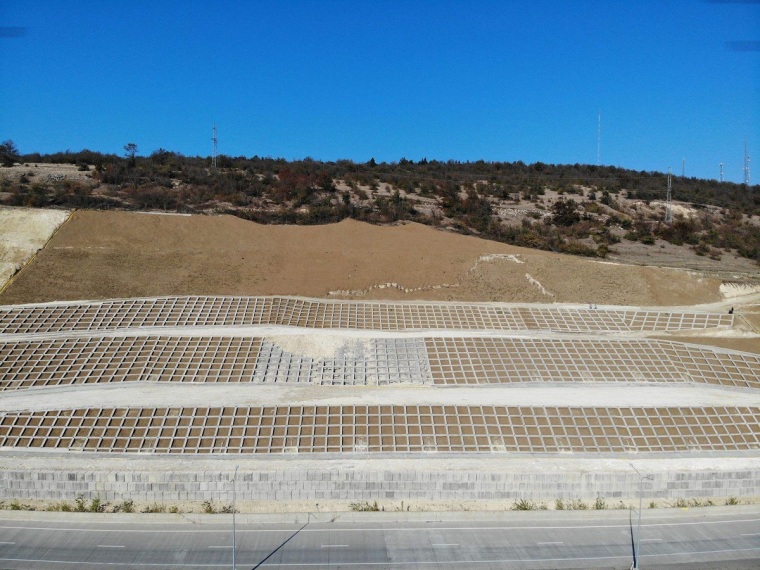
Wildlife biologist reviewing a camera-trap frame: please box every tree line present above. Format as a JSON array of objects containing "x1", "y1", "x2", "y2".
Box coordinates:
[{"x1": 1, "y1": 141, "x2": 758, "y2": 264}]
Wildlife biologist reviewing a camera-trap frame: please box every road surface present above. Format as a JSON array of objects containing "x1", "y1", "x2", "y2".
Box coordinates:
[{"x1": 0, "y1": 506, "x2": 758, "y2": 569}]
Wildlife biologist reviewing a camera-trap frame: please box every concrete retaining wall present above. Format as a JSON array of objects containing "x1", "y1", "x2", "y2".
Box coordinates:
[{"x1": 2, "y1": 467, "x2": 758, "y2": 503}]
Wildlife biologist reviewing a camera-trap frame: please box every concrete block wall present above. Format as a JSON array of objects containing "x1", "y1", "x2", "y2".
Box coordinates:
[{"x1": 1, "y1": 466, "x2": 758, "y2": 504}]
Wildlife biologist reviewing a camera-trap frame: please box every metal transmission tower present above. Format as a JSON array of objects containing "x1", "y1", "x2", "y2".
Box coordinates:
[
  {"x1": 682, "y1": 158, "x2": 685, "y2": 178},
  {"x1": 212, "y1": 124, "x2": 218, "y2": 169},
  {"x1": 664, "y1": 169, "x2": 673, "y2": 224},
  {"x1": 744, "y1": 140, "x2": 751, "y2": 186},
  {"x1": 720, "y1": 162, "x2": 723, "y2": 183}
]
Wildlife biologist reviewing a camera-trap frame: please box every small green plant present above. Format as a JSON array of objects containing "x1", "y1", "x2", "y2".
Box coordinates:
[
  {"x1": 689, "y1": 499, "x2": 713, "y2": 507},
  {"x1": 674, "y1": 498, "x2": 688, "y2": 508},
  {"x1": 169, "y1": 505, "x2": 180, "y2": 514},
  {"x1": 47, "y1": 501, "x2": 73, "y2": 512},
  {"x1": 9, "y1": 499, "x2": 22, "y2": 511},
  {"x1": 142, "y1": 503, "x2": 166, "y2": 513},
  {"x1": 219, "y1": 505, "x2": 235, "y2": 514},
  {"x1": 512, "y1": 499, "x2": 535, "y2": 511},
  {"x1": 114, "y1": 500, "x2": 134, "y2": 513},
  {"x1": 569, "y1": 499, "x2": 588, "y2": 510},
  {"x1": 593, "y1": 494, "x2": 607, "y2": 510},
  {"x1": 555, "y1": 498, "x2": 565, "y2": 510},
  {"x1": 75, "y1": 495, "x2": 87, "y2": 512},
  {"x1": 349, "y1": 501, "x2": 380, "y2": 512},
  {"x1": 725, "y1": 497, "x2": 740, "y2": 506},
  {"x1": 649, "y1": 501, "x2": 657, "y2": 509},
  {"x1": 202, "y1": 500, "x2": 216, "y2": 514},
  {"x1": 89, "y1": 496, "x2": 106, "y2": 513}
]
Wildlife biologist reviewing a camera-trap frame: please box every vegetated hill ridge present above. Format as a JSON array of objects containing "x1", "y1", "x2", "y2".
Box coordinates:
[{"x1": 0, "y1": 152, "x2": 758, "y2": 275}]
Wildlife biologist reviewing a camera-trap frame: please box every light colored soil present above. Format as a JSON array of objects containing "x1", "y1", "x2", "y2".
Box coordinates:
[
  {"x1": 0, "y1": 210, "x2": 733, "y2": 307},
  {"x1": 0, "y1": 163, "x2": 94, "y2": 182},
  {"x1": 5, "y1": 496, "x2": 759, "y2": 514},
  {"x1": 3, "y1": 383, "x2": 757, "y2": 414},
  {"x1": 0, "y1": 207, "x2": 70, "y2": 289},
  {"x1": 659, "y1": 336, "x2": 760, "y2": 355}
]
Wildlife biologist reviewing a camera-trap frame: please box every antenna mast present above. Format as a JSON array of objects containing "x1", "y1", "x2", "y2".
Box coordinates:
[
  {"x1": 665, "y1": 169, "x2": 673, "y2": 224},
  {"x1": 212, "y1": 124, "x2": 218, "y2": 169},
  {"x1": 682, "y1": 158, "x2": 685, "y2": 178},
  {"x1": 744, "y1": 140, "x2": 751, "y2": 186},
  {"x1": 720, "y1": 162, "x2": 723, "y2": 183}
]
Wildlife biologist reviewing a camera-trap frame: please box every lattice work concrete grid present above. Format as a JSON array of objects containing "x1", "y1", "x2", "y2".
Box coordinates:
[
  {"x1": 0, "y1": 336, "x2": 756, "y2": 391},
  {"x1": 0, "y1": 337, "x2": 262, "y2": 390},
  {"x1": 0, "y1": 405, "x2": 757, "y2": 454},
  {"x1": 425, "y1": 338, "x2": 760, "y2": 389},
  {"x1": 0, "y1": 296, "x2": 735, "y2": 334}
]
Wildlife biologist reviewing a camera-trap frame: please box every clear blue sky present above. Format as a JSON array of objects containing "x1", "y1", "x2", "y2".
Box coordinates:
[{"x1": 1, "y1": 0, "x2": 758, "y2": 182}]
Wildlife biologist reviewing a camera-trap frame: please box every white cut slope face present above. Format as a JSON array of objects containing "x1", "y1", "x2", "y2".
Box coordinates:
[
  {"x1": 720, "y1": 282, "x2": 760, "y2": 300},
  {"x1": 0, "y1": 207, "x2": 71, "y2": 288}
]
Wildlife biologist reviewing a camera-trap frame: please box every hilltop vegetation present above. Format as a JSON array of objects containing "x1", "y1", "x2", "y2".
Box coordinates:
[{"x1": 1, "y1": 145, "x2": 758, "y2": 265}]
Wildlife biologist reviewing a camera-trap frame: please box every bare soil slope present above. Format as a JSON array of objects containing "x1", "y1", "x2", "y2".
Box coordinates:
[
  {"x1": 0, "y1": 210, "x2": 726, "y2": 306},
  {"x1": 0, "y1": 207, "x2": 70, "y2": 289}
]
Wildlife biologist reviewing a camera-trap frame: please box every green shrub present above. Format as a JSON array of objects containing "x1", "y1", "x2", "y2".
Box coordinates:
[
  {"x1": 75, "y1": 495, "x2": 87, "y2": 512},
  {"x1": 89, "y1": 496, "x2": 106, "y2": 513},
  {"x1": 569, "y1": 499, "x2": 588, "y2": 510},
  {"x1": 349, "y1": 500, "x2": 381, "y2": 512},
  {"x1": 512, "y1": 499, "x2": 535, "y2": 511},
  {"x1": 114, "y1": 500, "x2": 134, "y2": 513}
]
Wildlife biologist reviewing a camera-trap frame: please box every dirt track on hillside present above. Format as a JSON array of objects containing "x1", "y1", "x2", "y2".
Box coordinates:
[{"x1": 0, "y1": 210, "x2": 728, "y2": 307}]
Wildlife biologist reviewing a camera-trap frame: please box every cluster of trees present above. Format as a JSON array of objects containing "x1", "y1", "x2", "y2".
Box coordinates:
[
  {"x1": 1, "y1": 141, "x2": 758, "y2": 263},
  {"x1": 0, "y1": 140, "x2": 20, "y2": 167}
]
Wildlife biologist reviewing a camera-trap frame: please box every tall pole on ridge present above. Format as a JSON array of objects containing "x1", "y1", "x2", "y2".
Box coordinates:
[{"x1": 212, "y1": 124, "x2": 218, "y2": 170}]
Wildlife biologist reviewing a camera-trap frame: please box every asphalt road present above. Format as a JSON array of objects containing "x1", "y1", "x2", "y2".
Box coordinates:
[{"x1": 0, "y1": 506, "x2": 758, "y2": 569}]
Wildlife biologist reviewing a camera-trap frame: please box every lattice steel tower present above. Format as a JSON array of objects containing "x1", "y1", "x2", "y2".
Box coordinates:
[
  {"x1": 212, "y1": 124, "x2": 218, "y2": 169},
  {"x1": 745, "y1": 140, "x2": 751, "y2": 186}
]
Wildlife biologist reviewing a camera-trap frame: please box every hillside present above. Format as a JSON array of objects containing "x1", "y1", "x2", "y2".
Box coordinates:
[
  {"x1": 0, "y1": 210, "x2": 737, "y2": 307},
  {"x1": 1, "y1": 153, "x2": 758, "y2": 270}
]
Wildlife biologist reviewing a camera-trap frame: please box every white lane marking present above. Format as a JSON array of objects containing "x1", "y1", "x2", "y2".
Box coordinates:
[
  {"x1": 1, "y1": 546, "x2": 760, "y2": 567},
  {"x1": 321, "y1": 544, "x2": 348, "y2": 548},
  {"x1": 96, "y1": 545, "x2": 125, "y2": 548},
  {"x1": 207, "y1": 545, "x2": 232, "y2": 549},
  {"x1": 537, "y1": 541, "x2": 564, "y2": 545},
  {"x1": 1, "y1": 517, "x2": 758, "y2": 534},
  {"x1": 0, "y1": 542, "x2": 15, "y2": 545},
  {"x1": 432, "y1": 543, "x2": 459, "y2": 547},
  {"x1": 742, "y1": 533, "x2": 760, "y2": 537},
  {"x1": 641, "y1": 538, "x2": 662, "y2": 542}
]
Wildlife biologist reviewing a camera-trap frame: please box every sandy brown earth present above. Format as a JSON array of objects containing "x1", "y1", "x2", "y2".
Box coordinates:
[
  {"x1": 0, "y1": 207, "x2": 70, "y2": 288},
  {"x1": 0, "y1": 210, "x2": 737, "y2": 307}
]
